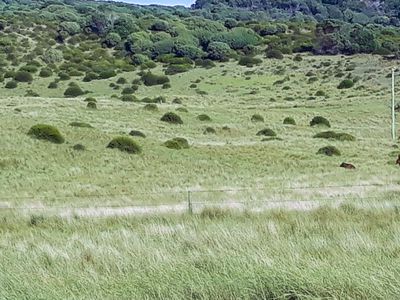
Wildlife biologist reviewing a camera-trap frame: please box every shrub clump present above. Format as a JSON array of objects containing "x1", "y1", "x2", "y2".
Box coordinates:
[
  {"x1": 72, "y1": 144, "x2": 86, "y2": 151},
  {"x1": 64, "y1": 85, "x2": 85, "y2": 98},
  {"x1": 13, "y1": 71, "x2": 33, "y2": 83},
  {"x1": 87, "y1": 102, "x2": 97, "y2": 109},
  {"x1": 141, "y1": 72, "x2": 170, "y2": 86},
  {"x1": 310, "y1": 116, "x2": 331, "y2": 127},
  {"x1": 238, "y1": 56, "x2": 262, "y2": 67},
  {"x1": 313, "y1": 131, "x2": 355, "y2": 141},
  {"x1": 121, "y1": 95, "x2": 138, "y2": 102},
  {"x1": 28, "y1": 124, "x2": 65, "y2": 144},
  {"x1": 204, "y1": 127, "x2": 216, "y2": 134},
  {"x1": 317, "y1": 146, "x2": 341, "y2": 156},
  {"x1": 107, "y1": 136, "x2": 141, "y2": 154},
  {"x1": 283, "y1": 117, "x2": 296, "y2": 125},
  {"x1": 161, "y1": 112, "x2": 183, "y2": 124},
  {"x1": 251, "y1": 114, "x2": 264, "y2": 122},
  {"x1": 39, "y1": 68, "x2": 53, "y2": 78},
  {"x1": 338, "y1": 79, "x2": 354, "y2": 89},
  {"x1": 197, "y1": 114, "x2": 211, "y2": 121},
  {"x1": 266, "y1": 49, "x2": 283, "y2": 59},
  {"x1": 164, "y1": 137, "x2": 189, "y2": 150},
  {"x1": 48, "y1": 82, "x2": 58, "y2": 89},
  {"x1": 129, "y1": 130, "x2": 146, "y2": 138},
  {"x1": 143, "y1": 103, "x2": 158, "y2": 111},
  {"x1": 5, "y1": 80, "x2": 17, "y2": 89},
  {"x1": 256, "y1": 128, "x2": 277, "y2": 137},
  {"x1": 69, "y1": 122, "x2": 93, "y2": 128}
]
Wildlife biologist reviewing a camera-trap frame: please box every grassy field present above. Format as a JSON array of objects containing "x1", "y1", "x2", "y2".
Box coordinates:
[
  {"x1": 1, "y1": 54, "x2": 399, "y2": 208},
  {"x1": 1, "y1": 207, "x2": 400, "y2": 299}
]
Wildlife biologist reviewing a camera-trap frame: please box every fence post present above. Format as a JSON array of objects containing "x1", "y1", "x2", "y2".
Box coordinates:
[{"x1": 187, "y1": 190, "x2": 193, "y2": 215}]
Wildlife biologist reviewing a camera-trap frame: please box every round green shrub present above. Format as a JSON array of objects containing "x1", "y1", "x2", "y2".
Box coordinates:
[
  {"x1": 266, "y1": 49, "x2": 283, "y2": 59},
  {"x1": 143, "y1": 103, "x2": 158, "y2": 111},
  {"x1": 121, "y1": 95, "x2": 138, "y2": 102},
  {"x1": 256, "y1": 128, "x2": 277, "y2": 137},
  {"x1": 164, "y1": 137, "x2": 189, "y2": 150},
  {"x1": 317, "y1": 146, "x2": 341, "y2": 156},
  {"x1": 122, "y1": 87, "x2": 135, "y2": 95},
  {"x1": 141, "y1": 72, "x2": 170, "y2": 86},
  {"x1": 69, "y1": 122, "x2": 93, "y2": 128},
  {"x1": 107, "y1": 136, "x2": 141, "y2": 154},
  {"x1": 64, "y1": 85, "x2": 85, "y2": 97},
  {"x1": 313, "y1": 131, "x2": 355, "y2": 141},
  {"x1": 48, "y1": 82, "x2": 58, "y2": 89},
  {"x1": 116, "y1": 77, "x2": 127, "y2": 84},
  {"x1": 176, "y1": 107, "x2": 188, "y2": 113},
  {"x1": 14, "y1": 71, "x2": 33, "y2": 82},
  {"x1": 39, "y1": 68, "x2": 53, "y2": 78},
  {"x1": 172, "y1": 98, "x2": 182, "y2": 104},
  {"x1": 337, "y1": 79, "x2": 354, "y2": 89},
  {"x1": 58, "y1": 72, "x2": 70, "y2": 81},
  {"x1": 162, "y1": 83, "x2": 171, "y2": 89},
  {"x1": 197, "y1": 114, "x2": 211, "y2": 121},
  {"x1": 310, "y1": 116, "x2": 331, "y2": 127},
  {"x1": 315, "y1": 90, "x2": 326, "y2": 97},
  {"x1": 283, "y1": 117, "x2": 296, "y2": 125},
  {"x1": 129, "y1": 130, "x2": 146, "y2": 138},
  {"x1": 28, "y1": 124, "x2": 65, "y2": 144},
  {"x1": 161, "y1": 112, "x2": 183, "y2": 124},
  {"x1": 204, "y1": 127, "x2": 216, "y2": 134},
  {"x1": 87, "y1": 102, "x2": 97, "y2": 109},
  {"x1": 251, "y1": 114, "x2": 264, "y2": 122},
  {"x1": 99, "y1": 69, "x2": 116, "y2": 79},
  {"x1": 83, "y1": 72, "x2": 98, "y2": 82},
  {"x1": 5, "y1": 80, "x2": 17, "y2": 89}
]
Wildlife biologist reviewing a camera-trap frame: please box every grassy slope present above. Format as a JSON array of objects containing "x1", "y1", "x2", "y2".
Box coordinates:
[
  {"x1": 1, "y1": 207, "x2": 400, "y2": 299},
  {"x1": 0, "y1": 54, "x2": 399, "y2": 207}
]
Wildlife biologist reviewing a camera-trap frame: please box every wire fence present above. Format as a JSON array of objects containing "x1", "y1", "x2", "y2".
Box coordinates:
[{"x1": 1, "y1": 182, "x2": 399, "y2": 216}]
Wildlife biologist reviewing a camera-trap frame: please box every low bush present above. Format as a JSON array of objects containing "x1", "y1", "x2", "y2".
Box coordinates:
[
  {"x1": 28, "y1": 124, "x2": 65, "y2": 144},
  {"x1": 129, "y1": 130, "x2": 146, "y2": 138},
  {"x1": 164, "y1": 137, "x2": 189, "y2": 150},
  {"x1": 256, "y1": 128, "x2": 277, "y2": 137},
  {"x1": 116, "y1": 77, "x2": 127, "y2": 84},
  {"x1": 83, "y1": 72, "x2": 98, "y2": 82},
  {"x1": 251, "y1": 114, "x2": 264, "y2": 122},
  {"x1": 197, "y1": 114, "x2": 211, "y2": 121},
  {"x1": 313, "y1": 131, "x2": 355, "y2": 141},
  {"x1": 64, "y1": 85, "x2": 85, "y2": 97},
  {"x1": 310, "y1": 116, "x2": 330, "y2": 127},
  {"x1": 165, "y1": 64, "x2": 192, "y2": 75},
  {"x1": 143, "y1": 103, "x2": 158, "y2": 111},
  {"x1": 5, "y1": 80, "x2": 17, "y2": 89},
  {"x1": 48, "y1": 82, "x2": 58, "y2": 89},
  {"x1": 172, "y1": 98, "x2": 182, "y2": 104},
  {"x1": 203, "y1": 127, "x2": 216, "y2": 134},
  {"x1": 141, "y1": 72, "x2": 170, "y2": 86},
  {"x1": 25, "y1": 90, "x2": 40, "y2": 97},
  {"x1": 87, "y1": 102, "x2": 97, "y2": 109},
  {"x1": 14, "y1": 71, "x2": 33, "y2": 82},
  {"x1": 107, "y1": 136, "x2": 141, "y2": 154},
  {"x1": 162, "y1": 83, "x2": 171, "y2": 89},
  {"x1": 69, "y1": 122, "x2": 93, "y2": 128},
  {"x1": 121, "y1": 87, "x2": 135, "y2": 95},
  {"x1": 161, "y1": 112, "x2": 183, "y2": 124},
  {"x1": 283, "y1": 117, "x2": 296, "y2": 125},
  {"x1": 266, "y1": 49, "x2": 283, "y2": 59},
  {"x1": 317, "y1": 145, "x2": 341, "y2": 156},
  {"x1": 72, "y1": 144, "x2": 85, "y2": 151},
  {"x1": 238, "y1": 56, "x2": 262, "y2": 67},
  {"x1": 195, "y1": 59, "x2": 216, "y2": 69},
  {"x1": 39, "y1": 68, "x2": 53, "y2": 78},
  {"x1": 58, "y1": 72, "x2": 70, "y2": 81},
  {"x1": 99, "y1": 69, "x2": 116, "y2": 79},
  {"x1": 84, "y1": 97, "x2": 97, "y2": 103},
  {"x1": 315, "y1": 90, "x2": 326, "y2": 96},
  {"x1": 176, "y1": 107, "x2": 188, "y2": 113},
  {"x1": 121, "y1": 95, "x2": 138, "y2": 102},
  {"x1": 337, "y1": 79, "x2": 354, "y2": 89}
]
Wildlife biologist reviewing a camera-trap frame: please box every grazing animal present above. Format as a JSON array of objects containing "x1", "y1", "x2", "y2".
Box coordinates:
[
  {"x1": 340, "y1": 162, "x2": 356, "y2": 169},
  {"x1": 396, "y1": 155, "x2": 400, "y2": 166}
]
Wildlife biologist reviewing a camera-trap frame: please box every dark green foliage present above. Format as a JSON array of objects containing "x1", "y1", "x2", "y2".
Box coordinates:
[
  {"x1": 256, "y1": 128, "x2": 277, "y2": 137},
  {"x1": 58, "y1": 72, "x2": 70, "y2": 81},
  {"x1": 116, "y1": 77, "x2": 127, "y2": 84},
  {"x1": 84, "y1": 97, "x2": 97, "y2": 103},
  {"x1": 121, "y1": 95, "x2": 138, "y2": 102},
  {"x1": 48, "y1": 82, "x2": 58, "y2": 89},
  {"x1": 310, "y1": 116, "x2": 331, "y2": 127},
  {"x1": 315, "y1": 90, "x2": 326, "y2": 96},
  {"x1": 165, "y1": 64, "x2": 192, "y2": 75},
  {"x1": 25, "y1": 90, "x2": 40, "y2": 97},
  {"x1": 162, "y1": 83, "x2": 171, "y2": 89},
  {"x1": 141, "y1": 72, "x2": 170, "y2": 86},
  {"x1": 251, "y1": 114, "x2": 264, "y2": 122},
  {"x1": 107, "y1": 136, "x2": 141, "y2": 154},
  {"x1": 72, "y1": 144, "x2": 86, "y2": 151},
  {"x1": 122, "y1": 87, "x2": 135, "y2": 95},
  {"x1": 164, "y1": 137, "x2": 189, "y2": 150},
  {"x1": 64, "y1": 85, "x2": 85, "y2": 97},
  {"x1": 14, "y1": 71, "x2": 33, "y2": 82},
  {"x1": 99, "y1": 69, "x2": 116, "y2": 79},
  {"x1": 143, "y1": 103, "x2": 158, "y2": 111},
  {"x1": 238, "y1": 56, "x2": 262, "y2": 67},
  {"x1": 69, "y1": 122, "x2": 93, "y2": 128},
  {"x1": 313, "y1": 131, "x2": 355, "y2": 141},
  {"x1": 87, "y1": 102, "x2": 97, "y2": 109},
  {"x1": 176, "y1": 107, "x2": 188, "y2": 113},
  {"x1": 337, "y1": 79, "x2": 354, "y2": 89},
  {"x1": 203, "y1": 127, "x2": 216, "y2": 134},
  {"x1": 317, "y1": 146, "x2": 341, "y2": 156},
  {"x1": 197, "y1": 114, "x2": 211, "y2": 121},
  {"x1": 195, "y1": 59, "x2": 216, "y2": 69},
  {"x1": 129, "y1": 130, "x2": 146, "y2": 138},
  {"x1": 161, "y1": 112, "x2": 183, "y2": 124},
  {"x1": 39, "y1": 68, "x2": 53, "y2": 78},
  {"x1": 266, "y1": 49, "x2": 283, "y2": 59},
  {"x1": 172, "y1": 98, "x2": 182, "y2": 104},
  {"x1": 5, "y1": 80, "x2": 17, "y2": 89},
  {"x1": 283, "y1": 117, "x2": 296, "y2": 125},
  {"x1": 83, "y1": 72, "x2": 98, "y2": 82},
  {"x1": 28, "y1": 124, "x2": 65, "y2": 144}
]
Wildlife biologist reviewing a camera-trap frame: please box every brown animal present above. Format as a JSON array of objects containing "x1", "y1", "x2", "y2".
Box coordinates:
[
  {"x1": 340, "y1": 162, "x2": 356, "y2": 169},
  {"x1": 396, "y1": 155, "x2": 400, "y2": 166}
]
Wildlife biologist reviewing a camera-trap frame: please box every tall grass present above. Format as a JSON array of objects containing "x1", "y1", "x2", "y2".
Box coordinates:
[{"x1": 0, "y1": 207, "x2": 400, "y2": 299}]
